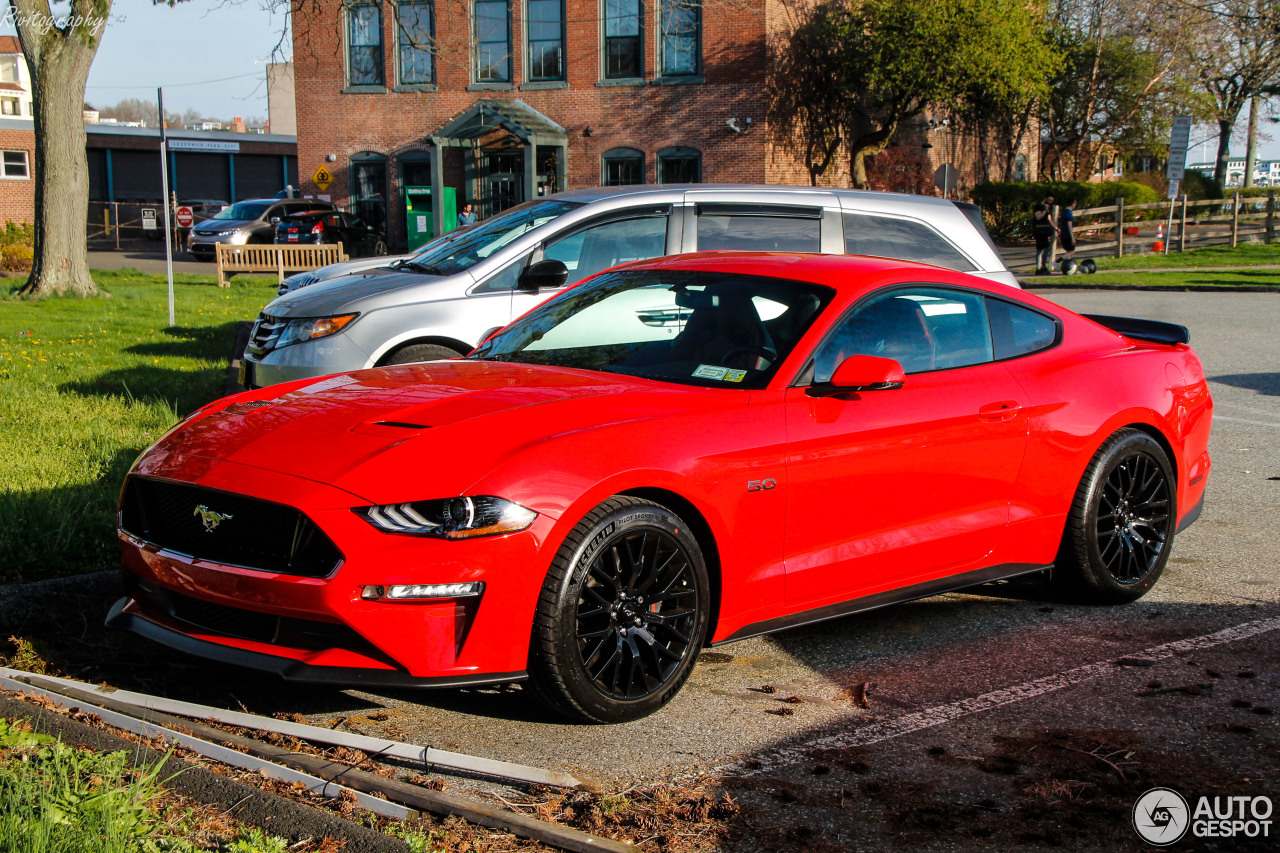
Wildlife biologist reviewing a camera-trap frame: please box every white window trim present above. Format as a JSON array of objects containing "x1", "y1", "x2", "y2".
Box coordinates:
[{"x1": 1, "y1": 150, "x2": 30, "y2": 180}]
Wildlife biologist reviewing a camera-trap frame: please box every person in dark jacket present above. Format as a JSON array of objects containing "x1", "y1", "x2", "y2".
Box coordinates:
[
  {"x1": 1031, "y1": 202, "x2": 1057, "y2": 275},
  {"x1": 1057, "y1": 198, "x2": 1078, "y2": 273}
]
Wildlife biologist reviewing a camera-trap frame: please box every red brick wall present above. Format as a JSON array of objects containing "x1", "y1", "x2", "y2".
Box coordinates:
[
  {"x1": 293, "y1": 0, "x2": 772, "y2": 243},
  {"x1": 0, "y1": 125, "x2": 35, "y2": 225}
]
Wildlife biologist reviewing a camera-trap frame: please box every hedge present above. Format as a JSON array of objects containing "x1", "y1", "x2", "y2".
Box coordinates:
[{"x1": 970, "y1": 181, "x2": 1160, "y2": 240}]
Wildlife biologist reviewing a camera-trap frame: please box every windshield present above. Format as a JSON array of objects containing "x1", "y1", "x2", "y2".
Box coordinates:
[
  {"x1": 470, "y1": 270, "x2": 834, "y2": 390},
  {"x1": 404, "y1": 199, "x2": 583, "y2": 275},
  {"x1": 213, "y1": 201, "x2": 271, "y2": 221}
]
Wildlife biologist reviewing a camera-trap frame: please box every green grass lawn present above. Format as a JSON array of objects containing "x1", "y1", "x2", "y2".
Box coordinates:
[
  {"x1": 1092, "y1": 241, "x2": 1280, "y2": 270},
  {"x1": 0, "y1": 270, "x2": 276, "y2": 582}
]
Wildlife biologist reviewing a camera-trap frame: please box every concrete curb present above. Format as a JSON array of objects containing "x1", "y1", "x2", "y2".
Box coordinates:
[{"x1": 0, "y1": 693, "x2": 409, "y2": 852}]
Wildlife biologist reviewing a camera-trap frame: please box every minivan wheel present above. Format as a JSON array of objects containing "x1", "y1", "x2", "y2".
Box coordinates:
[
  {"x1": 529, "y1": 497, "x2": 709, "y2": 723},
  {"x1": 373, "y1": 240, "x2": 389, "y2": 256},
  {"x1": 1054, "y1": 429, "x2": 1176, "y2": 604},
  {"x1": 381, "y1": 344, "x2": 464, "y2": 365}
]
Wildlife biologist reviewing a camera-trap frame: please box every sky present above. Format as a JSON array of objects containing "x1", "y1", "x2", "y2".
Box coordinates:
[{"x1": 2, "y1": 1, "x2": 1280, "y2": 162}]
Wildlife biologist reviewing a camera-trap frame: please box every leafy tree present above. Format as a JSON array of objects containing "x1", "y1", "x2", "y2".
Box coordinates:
[
  {"x1": 12, "y1": 0, "x2": 112, "y2": 298},
  {"x1": 769, "y1": 0, "x2": 1054, "y2": 188}
]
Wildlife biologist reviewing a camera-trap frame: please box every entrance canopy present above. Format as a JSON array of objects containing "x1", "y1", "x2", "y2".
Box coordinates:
[{"x1": 425, "y1": 100, "x2": 568, "y2": 233}]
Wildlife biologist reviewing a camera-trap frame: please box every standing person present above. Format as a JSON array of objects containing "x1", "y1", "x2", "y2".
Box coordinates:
[
  {"x1": 1031, "y1": 202, "x2": 1058, "y2": 276},
  {"x1": 457, "y1": 203, "x2": 476, "y2": 227},
  {"x1": 1057, "y1": 198, "x2": 1078, "y2": 273}
]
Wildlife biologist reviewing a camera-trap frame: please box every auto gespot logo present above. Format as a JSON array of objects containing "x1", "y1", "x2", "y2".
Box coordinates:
[{"x1": 1133, "y1": 787, "x2": 1273, "y2": 845}]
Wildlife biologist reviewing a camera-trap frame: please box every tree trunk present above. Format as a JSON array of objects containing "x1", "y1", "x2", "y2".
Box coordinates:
[
  {"x1": 848, "y1": 124, "x2": 896, "y2": 189},
  {"x1": 1244, "y1": 95, "x2": 1259, "y2": 188},
  {"x1": 1213, "y1": 116, "x2": 1236, "y2": 195},
  {"x1": 14, "y1": 0, "x2": 110, "y2": 298}
]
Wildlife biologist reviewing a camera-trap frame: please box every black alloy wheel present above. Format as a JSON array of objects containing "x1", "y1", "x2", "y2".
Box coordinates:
[
  {"x1": 1055, "y1": 428, "x2": 1177, "y2": 604},
  {"x1": 529, "y1": 497, "x2": 709, "y2": 722}
]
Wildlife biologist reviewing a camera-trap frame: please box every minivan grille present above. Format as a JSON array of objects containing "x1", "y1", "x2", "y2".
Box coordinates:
[
  {"x1": 120, "y1": 477, "x2": 343, "y2": 578},
  {"x1": 247, "y1": 312, "x2": 285, "y2": 356}
]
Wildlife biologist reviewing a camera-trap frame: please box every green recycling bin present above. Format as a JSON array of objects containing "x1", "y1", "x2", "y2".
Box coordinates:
[{"x1": 404, "y1": 186, "x2": 457, "y2": 251}]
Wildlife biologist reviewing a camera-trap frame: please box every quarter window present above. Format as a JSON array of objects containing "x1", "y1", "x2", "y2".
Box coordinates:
[
  {"x1": 2, "y1": 150, "x2": 29, "y2": 179},
  {"x1": 657, "y1": 146, "x2": 701, "y2": 183},
  {"x1": 843, "y1": 212, "x2": 975, "y2": 271},
  {"x1": 527, "y1": 0, "x2": 565, "y2": 81},
  {"x1": 660, "y1": 0, "x2": 700, "y2": 76},
  {"x1": 814, "y1": 287, "x2": 993, "y2": 381},
  {"x1": 987, "y1": 298, "x2": 1058, "y2": 359},
  {"x1": 397, "y1": 0, "x2": 435, "y2": 84},
  {"x1": 475, "y1": 0, "x2": 512, "y2": 83},
  {"x1": 347, "y1": 2, "x2": 385, "y2": 86},
  {"x1": 602, "y1": 148, "x2": 645, "y2": 185},
  {"x1": 604, "y1": 0, "x2": 642, "y2": 78}
]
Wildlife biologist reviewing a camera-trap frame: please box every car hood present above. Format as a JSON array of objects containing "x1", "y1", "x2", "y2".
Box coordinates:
[
  {"x1": 265, "y1": 265, "x2": 460, "y2": 317},
  {"x1": 135, "y1": 361, "x2": 742, "y2": 503},
  {"x1": 193, "y1": 218, "x2": 255, "y2": 231}
]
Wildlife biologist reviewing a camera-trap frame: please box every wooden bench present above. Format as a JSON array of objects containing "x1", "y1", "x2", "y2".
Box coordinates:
[{"x1": 215, "y1": 243, "x2": 348, "y2": 287}]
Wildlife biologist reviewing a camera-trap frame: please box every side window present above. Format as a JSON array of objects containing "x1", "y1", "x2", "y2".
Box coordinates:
[
  {"x1": 265, "y1": 205, "x2": 285, "y2": 221},
  {"x1": 842, "y1": 212, "x2": 976, "y2": 271},
  {"x1": 813, "y1": 287, "x2": 992, "y2": 381},
  {"x1": 473, "y1": 254, "x2": 529, "y2": 294},
  {"x1": 987, "y1": 297, "x2": 1058, "y2": 359},
  {"x1": 543, "y1": 215, "x2": 668, "y2": 283},
  {"x1": 697, "y1": 207, "x2": 821, "y2": 253}
]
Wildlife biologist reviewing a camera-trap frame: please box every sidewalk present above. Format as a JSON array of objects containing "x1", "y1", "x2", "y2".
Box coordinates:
[{"x1": 89, "y1": 249, "x2": 213, "y2": 277}]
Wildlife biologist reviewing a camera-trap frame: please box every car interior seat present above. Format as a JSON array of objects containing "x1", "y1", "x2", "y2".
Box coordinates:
[{"x1": 670, "y1": 288, "x2": 775, "y2": 370}]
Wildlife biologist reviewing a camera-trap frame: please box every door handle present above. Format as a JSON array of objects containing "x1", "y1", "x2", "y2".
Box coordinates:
[{"x1": 978, "y1": 400, "x2": 1022, "y2": 422}]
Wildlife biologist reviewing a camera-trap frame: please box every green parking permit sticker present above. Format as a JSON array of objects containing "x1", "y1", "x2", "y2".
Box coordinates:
[
  {"x1": 693, "y1": 364, "x2": 729, "y2": 380},
  {"x1": 724, "y1": 369, "x2": 747, "y2": 383}
]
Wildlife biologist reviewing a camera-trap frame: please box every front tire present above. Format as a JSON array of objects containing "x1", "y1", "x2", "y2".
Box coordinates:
[
  {"x1": 381, "y1": 343, "x2": 464, "y2": 365},
  {"x1": 529, "y1": 497, "x2": 709, "y2": 723},
  {"x1": 1055, "y1": 429, "x2": 1176, "y2": 603}
]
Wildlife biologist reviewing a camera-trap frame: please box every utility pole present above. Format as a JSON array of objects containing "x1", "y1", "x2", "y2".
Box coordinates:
[{"x1": 158, "y1": 88, "x2": 175, "y2": 326}]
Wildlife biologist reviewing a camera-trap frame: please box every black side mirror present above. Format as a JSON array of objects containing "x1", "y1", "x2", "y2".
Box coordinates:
[{"x1": 518, "y1": 259, "x2": 569, "y2": 292}]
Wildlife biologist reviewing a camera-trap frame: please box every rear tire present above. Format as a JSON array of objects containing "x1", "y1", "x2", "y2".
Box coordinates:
[
  {"x1": 381, "y1": 343, "x2": 463, "y2": 365},
  {"x1": 528, "y1": 497, "x2": 709, "y2": 723},
  {"x1": 1054, "y1": 429, "x2": 1176, "y2": 604},
  {"x1": 373, "y1": 240, "x2": 389, "y2": 256}
]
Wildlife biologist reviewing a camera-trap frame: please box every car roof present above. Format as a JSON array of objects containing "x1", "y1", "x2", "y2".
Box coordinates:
[{"x1": 546, "y1": 183, "x2": 958, "y2": 211}]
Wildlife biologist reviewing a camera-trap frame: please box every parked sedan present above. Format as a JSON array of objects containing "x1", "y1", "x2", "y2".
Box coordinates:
[
  {"x1": 110, "y1": 253, "x2": 1212, "y2": 723},
  {"x1": 188, "y1": 198, "x2": 334, "y2": 261},
  {"x1": 275, "y1": 210, "x2": 388, "y2": 258}
]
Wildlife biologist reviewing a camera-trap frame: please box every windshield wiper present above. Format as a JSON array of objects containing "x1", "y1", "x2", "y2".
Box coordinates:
[{"x1": 394, "y1": 260, "x2": 446, "y2": 275}]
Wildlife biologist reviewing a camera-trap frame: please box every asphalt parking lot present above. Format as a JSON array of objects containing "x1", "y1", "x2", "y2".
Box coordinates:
[{"x1": 4, "y1": 288, "x2": 1277, "y2": 850}]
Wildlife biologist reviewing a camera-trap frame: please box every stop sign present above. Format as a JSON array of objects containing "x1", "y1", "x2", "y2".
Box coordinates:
[{"x1": 175, "y1": 206, "x2": 194, "y2": 228}]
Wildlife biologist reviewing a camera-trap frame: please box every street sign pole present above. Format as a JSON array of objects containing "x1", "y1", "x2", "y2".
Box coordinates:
[{"x1": 158, "y1": 88, "x2": 175, "y2": 326}]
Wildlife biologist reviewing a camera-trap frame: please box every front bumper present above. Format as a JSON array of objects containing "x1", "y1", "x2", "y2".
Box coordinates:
[
  {"x1": 244, "y1": 331, "x2": 374, "y2": 388},
  {"x1": 112, "y1": 462, "x2": 551, "y2": 685}
]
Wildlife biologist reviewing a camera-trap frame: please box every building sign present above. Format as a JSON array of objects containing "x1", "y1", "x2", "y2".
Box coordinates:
[
  {"x1": 168, "y1": 139, "x2": 241, "y2": 153},
  {"x1": 312, "y1": 165, "x2": 333, "y2": 192}
]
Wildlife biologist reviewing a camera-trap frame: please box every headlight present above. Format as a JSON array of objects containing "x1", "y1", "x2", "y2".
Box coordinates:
[
  {"x1": 276, "y1": 314, "x2": 358, "y2": 348},
  {"x1": 355, "y1": 496, "x2": 537, "y2": 540},
  {"x1": 215, "y1": 229, "x2": 242, "y2": 236}
]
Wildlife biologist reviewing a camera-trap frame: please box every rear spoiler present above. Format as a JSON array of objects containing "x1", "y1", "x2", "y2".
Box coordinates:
[{"x1": 1083, "y1": 314, "x2": 1190, "y2": 346}]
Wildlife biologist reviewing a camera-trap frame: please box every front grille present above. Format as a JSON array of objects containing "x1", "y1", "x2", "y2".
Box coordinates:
[
  {"x1": 130, "y1": 579, "x2": 370, "y2": 651},
  {"x1": 120, "y1": 477, "x2": 343, "y2": 578},
  {"x1": 247, "y1": 313, "x2": 285, "y2": 356}
]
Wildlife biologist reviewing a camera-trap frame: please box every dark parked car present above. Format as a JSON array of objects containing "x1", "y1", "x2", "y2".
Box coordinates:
[
  {"x1": 188, "y1": 198, "x2": 335, "y2": 261},
  {"x1": 274, "y1": 210, "x2": 388, "y2": 258}
]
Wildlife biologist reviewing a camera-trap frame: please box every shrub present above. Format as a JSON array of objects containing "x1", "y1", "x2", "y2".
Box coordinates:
[
  {"x1": 0, "y1": 220, "x2": 33, "y2": 248},
  {"x1": 1, "y1": 244, "x2": 32, "y2": 271},
  {"x1": 969, "y1": 180, "x2": 1166, "y2": 239}
]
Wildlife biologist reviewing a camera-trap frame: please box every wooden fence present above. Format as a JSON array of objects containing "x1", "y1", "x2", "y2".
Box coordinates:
[{"x1": 1054, "y1": 190, "x2": 1276, "y2": 258}]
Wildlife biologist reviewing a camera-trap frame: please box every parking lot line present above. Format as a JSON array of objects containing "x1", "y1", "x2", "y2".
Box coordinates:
[{"x1": 730, "y1": 616, "x2": 1280, "y2": 775}]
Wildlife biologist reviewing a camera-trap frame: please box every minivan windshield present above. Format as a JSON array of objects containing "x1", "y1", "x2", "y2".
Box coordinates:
[
  {"x1": 213, "y1": 201, "x2": 272, "y2": 221},
  {"x1": 403, "y1": 199, "x2": 583, "y2": 275},
  {"x1": 470, "y1": 270, "x2": 833, "y2": 390}
]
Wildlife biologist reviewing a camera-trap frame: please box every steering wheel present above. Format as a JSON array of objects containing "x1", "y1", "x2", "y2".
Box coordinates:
[{"x1": 721, "y1": 346, "x2": 777, "y2": 368}]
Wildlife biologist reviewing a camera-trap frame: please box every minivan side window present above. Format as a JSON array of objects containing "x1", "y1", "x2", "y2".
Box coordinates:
[
  {"x1": 843, "y1": 212, "x2": 976, "y2": 271},
  {"x1": 696, "y1": 205, "x2": 821, "y2": 252}
]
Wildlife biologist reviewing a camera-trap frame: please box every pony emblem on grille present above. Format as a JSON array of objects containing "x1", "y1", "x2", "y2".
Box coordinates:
[{"x1": 194, "y1": 504, "x2": 233, "y2": 532}]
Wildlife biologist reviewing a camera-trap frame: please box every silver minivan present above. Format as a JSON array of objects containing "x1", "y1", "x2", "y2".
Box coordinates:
[{"x1": 242, "y1": 185, "x2": 1015, "y2": 388}]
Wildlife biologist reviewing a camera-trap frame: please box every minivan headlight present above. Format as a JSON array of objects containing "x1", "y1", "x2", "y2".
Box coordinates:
[
  {"x1": 276, "y1": 314, "x2": 358, "y2": 348},
  {"x1": 355, "y1": 496, "x2": 537, "y2": 539}
]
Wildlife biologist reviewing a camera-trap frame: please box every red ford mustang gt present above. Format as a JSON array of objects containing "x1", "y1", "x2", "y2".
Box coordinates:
[{"x1": 110, "y1": 253, "x2": 1213, "y2": 722}]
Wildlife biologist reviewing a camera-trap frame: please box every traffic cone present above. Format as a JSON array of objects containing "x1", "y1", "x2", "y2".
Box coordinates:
[{"x1": 1153, "y1": 223, "x2": 1165, "y2": 252}]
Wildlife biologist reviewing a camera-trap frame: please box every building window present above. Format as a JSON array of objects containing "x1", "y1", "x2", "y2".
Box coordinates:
[
  {"x1": 475, "y1": 0, "x2": 511, "y2": 83},
  {"x1": 0, "y1": 98, "x2": 19, "y2": 116},
  {"x1": 2, "y1": 150, "x2": 29, "y2": 179},
  {"x1": 0, "y1": 57, "x2": 19, "y2": 84},
  {"x1": 659, "y1": 0, "x2": 699, "y2": 77},
  {"x1": 347, "y1": 2, "x2": 385, "y2": 86},
  {"x1": 1113, "y1": 157, "x2": 1123, "y2": 177},
  {"x1": 350, "y1": 151, "x2": 388, "y2": 233},
  {"x1": 658, "y1": 146, "x2": 700, "y2": 183},
  {"x1": 604, "y1": 0, "x2": 642, "y2": 78},
  {"x1": 602, "y1": 148, "x2": 644, "y2": 185},
  {"x1": 527, "y1": 0, "x2": 564, "y2": 81},
  {"x1": 397, "y1": 1, "x2": 434, "y2": 84}
]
